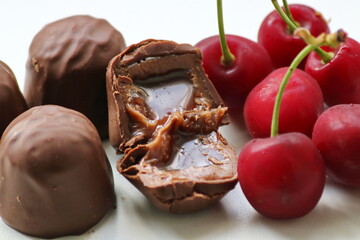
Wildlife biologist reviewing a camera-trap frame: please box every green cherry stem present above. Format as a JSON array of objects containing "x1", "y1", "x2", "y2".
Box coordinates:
[
  {"x1": 270, "y1": 43, "x2": 317, "y2": 137},
  {"x1": 270, "y1": 29, "x2": 346, "y2": 137},
  {"x1": 217, "y1": 0, "x2": 235, "y2": 66},
  {"x1": 271, "y1": 0, "x2": 334, "y2": 64},
  {"x1": 272, "y1": 0, "x2": 297, "y2": 32},
  {"x1": 282, "y1": 0, "x2": 298, "y2": 28}
]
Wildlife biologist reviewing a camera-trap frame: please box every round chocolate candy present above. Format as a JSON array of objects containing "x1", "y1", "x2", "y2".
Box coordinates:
[
  {"x1": 0, "y1": 61, "x2": 27, "y2": 136},
  {"x1": 0, "y1": 105, "x2": 115, "y2": 238},
  {"x1": 24, "y1": 15, "x2": 126, "y2": 138}
]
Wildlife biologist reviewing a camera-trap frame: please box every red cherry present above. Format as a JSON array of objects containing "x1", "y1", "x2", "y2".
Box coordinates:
[
  {"x1": 312, "y1": 104, "x2": 360, "y2": 187},
  {"x1": 244, "y1": 67, "x2": 324, "y2": 138},
  {"x1": 238, "y1": 132, "x2": 325, "y2": 219},
  {"x1": 196, "y1": 35, "x2": 273, "y2": 108},
  {"x1": 258, "y1": 4, "x2": 330, "y2": 69},
  {"x1": 305, "y1": 38, "x2": 360, "y2": 106}
]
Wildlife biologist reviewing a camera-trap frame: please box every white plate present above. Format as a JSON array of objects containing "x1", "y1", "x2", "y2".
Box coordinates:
[{"x1": 1, "y1": 0, "x2": 360, "y2": 239}]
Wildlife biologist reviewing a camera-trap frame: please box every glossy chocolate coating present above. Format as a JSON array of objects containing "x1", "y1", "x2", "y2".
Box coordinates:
[
  {"x1": 107, "y1": 39, "x2": 237, "y2": 213},
  {"x1": 0, "y1": 105, "x2": 115, "y2": 238},
  {"x1": 24, "y1": 15, "x2": 126, "y2": 138},
  {"x1": 0, "y1": 61, "x2": 27, "y2": 136}
]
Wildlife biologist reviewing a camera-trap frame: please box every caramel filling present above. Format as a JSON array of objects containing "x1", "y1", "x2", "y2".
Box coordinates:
[
  {"x1": 135, "y1": 71, "x2": 194, "y2": 119},
  {"x1": 117, "y1": 49, "x2": 229, "y2": 173},
  {"x1": 160, "y1": 132, "x2": 226, "y2": 170}
]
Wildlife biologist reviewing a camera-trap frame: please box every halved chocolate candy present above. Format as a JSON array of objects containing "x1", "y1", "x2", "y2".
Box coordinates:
[{"x1": 106, "y1": 39, "x2": 237, "y2": 213}]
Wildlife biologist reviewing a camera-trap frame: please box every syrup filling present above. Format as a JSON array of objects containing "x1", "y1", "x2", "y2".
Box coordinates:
[{"x1": 135, "y1": 70, "x2": 194, "y2": 120}]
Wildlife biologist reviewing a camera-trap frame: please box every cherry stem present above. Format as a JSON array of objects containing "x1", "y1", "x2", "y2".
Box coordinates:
[
  {"x1": 270, "y1": 44, "x2": 317, "y2": 137},
  {"x1": 282, "y1": 0, "x2": 298, "y2": 28},
  {"x1": 272, "y1": 0, "x2": 297, "y2": 31},
  {"x1": 270, "y1": 29, "x2": 345, "y2": 137},
  {"x1": 217, "y1": 0, "x2": 235, "y2": 66},
  {"x1": 272, "y1": 0, "x2": 334, "y2": 64}
]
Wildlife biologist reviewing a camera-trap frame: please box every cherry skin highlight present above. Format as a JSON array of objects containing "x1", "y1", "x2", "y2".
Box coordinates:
[
  {"x1": 244, "y1": 67, "x2": 324, "y2": 138},
  {"x1": 195, "y1": 34, "x2": 273, "y2": 108},
  {"x1": 258, "y1": 4, "x2": 330, "y2": 69},
  {"x1": 312, "y1": 104, "x2": 360, "y2": 187},
  {"x1": 305, "y1": 38, "x2": 360, "y2": 106},
  {"x1": 237, "y1": 132, "x2": 326, "y2": 219}
]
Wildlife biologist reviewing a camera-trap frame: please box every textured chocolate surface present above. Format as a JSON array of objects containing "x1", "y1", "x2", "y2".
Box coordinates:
[
  {"x1": 24, "y1": 15, "x2": 126, "y2": 138},
  {"x1": 0, "y1": 61, "x2": 27, "y2": 136},
  {"x1": 107, "y1": 39, "x2": 237, "y2": 213},
  {"x1": 0, "y1": 105, "x2": 115, "y2": 238}
]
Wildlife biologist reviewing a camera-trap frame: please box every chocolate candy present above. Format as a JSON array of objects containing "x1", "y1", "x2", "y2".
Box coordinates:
[
  {"x1": 24, "y1": 15, "x2": 126, "y2": 138},
  {"x1": 106, "y1": 39, "x2": 237, "y2": 213},
  {"x1": 0, "y1": 105, "x2": 115, "y2": 238},
  {"x1": 0, "y1": 61, "x2": 27, "y2": 136}
]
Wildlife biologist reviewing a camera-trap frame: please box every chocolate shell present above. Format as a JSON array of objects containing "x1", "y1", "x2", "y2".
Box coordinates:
[
  {"x1": 0, "y1": 61, "x2": 27, "y2": 136},
  {"x1": 0, "y1": 105, "x2": 115, "y2": 238},
  {"x1": 106, "y1": 39, "x2": 237, "y2": 213},
  {"x1": 24, "y1": 15, "x2": 126, "y2": 138}
]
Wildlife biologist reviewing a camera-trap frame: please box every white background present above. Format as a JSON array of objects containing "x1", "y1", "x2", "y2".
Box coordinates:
[{"x1": 1, "y1": 0, "x2": 360, "y2": 239}]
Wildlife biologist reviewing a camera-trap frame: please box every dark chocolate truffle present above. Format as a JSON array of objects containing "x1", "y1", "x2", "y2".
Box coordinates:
[
  {"x1": 24, "y1": 15, "x2": 126, "y2": 139},
  {"x1": 0, "y1": 105, "x2": 115, "y2": 238},
  {"x1": 106, "y1": 39, "x2": 237, "y2": 213},
  {"x1": 0, "y1": 61, "x2": 27, "y2": 136}
]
